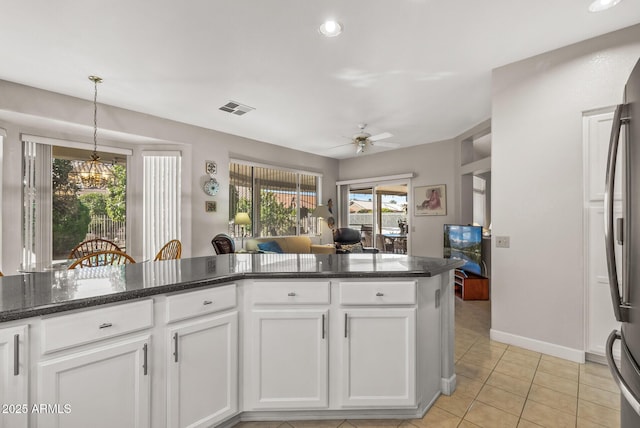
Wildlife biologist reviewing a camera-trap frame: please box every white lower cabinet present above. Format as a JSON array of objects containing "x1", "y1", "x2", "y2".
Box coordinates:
[
  {"x1": 340, "y1": 308, "x2": 416, "y2": 407},
  {"x1": 166, "y1": 311, "x2": 238, "y2": 428},
  {"x1": 248, "y1": 309, "x2": 329, "y2": 409},
  {"x1": 37, "y1": 335, "x2": 151, "y2": 428},
  {"x1": 0, "y1": 324, "x2": 28, "y2": 428}
]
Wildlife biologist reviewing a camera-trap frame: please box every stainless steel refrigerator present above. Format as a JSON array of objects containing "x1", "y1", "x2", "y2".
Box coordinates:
[{"x1": 605, "y1": 57, "x2": 640, "y2": 427}]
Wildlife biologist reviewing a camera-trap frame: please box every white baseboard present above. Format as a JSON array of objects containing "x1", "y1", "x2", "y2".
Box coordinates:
[
  {"x1": 441, "y1": 374, "x2": 456, "y2": 396},
  {"x1": 490, "y1": 329, "x2": 585, "y2": 363}
]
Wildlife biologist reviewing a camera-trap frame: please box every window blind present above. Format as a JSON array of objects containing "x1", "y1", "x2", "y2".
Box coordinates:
[{"x1": 143, "y1": 152, "x2": 182, "y2": 259}]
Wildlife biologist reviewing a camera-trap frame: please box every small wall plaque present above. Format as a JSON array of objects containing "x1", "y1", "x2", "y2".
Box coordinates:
[
  {"x1": 205, "y1": 201, "x2": 217, "y2": 212},
  {"x1": 205, "y1": 161, "x2": 217, "y2": 176}
]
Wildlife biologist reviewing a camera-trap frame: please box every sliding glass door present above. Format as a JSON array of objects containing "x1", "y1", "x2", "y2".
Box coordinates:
[{"x1": 341, "y1": 181, "x2": 409, "y2": 253}]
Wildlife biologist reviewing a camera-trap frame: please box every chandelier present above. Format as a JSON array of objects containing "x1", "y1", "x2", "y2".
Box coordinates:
[{"x1": 73, "y1": 75, "x2": 114, "y2": 190}]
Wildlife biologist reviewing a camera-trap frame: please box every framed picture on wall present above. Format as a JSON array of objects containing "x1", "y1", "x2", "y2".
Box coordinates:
[{"x1": 415, "y1": 184, "x2": 447, "y2": 216}]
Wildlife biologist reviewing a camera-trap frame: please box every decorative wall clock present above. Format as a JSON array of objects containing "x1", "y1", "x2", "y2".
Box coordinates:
[{"x1": 203, "y1": 177, "x2": 220, "y2": 196}]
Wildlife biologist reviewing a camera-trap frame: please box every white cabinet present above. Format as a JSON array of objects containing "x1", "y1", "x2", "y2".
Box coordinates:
[
  {"x1": 248, "y1": 309, "x2": 328, "y2": 409},
  {"x1": 37, "y1": 335, "x2": 151, "y2": 428},
  {"x1": 0, "y1": 324, "x2": 28, "y2": 428},
  {"x1": 339, "y1": 308, "x2": 416, "y2": 407},
  {"x1": 166, "y1": 311, "x2": 238, "y2": 428}
]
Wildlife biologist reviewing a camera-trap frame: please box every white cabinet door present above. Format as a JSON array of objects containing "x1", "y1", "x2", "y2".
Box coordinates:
[
  {"x1": 37, "y1": 335, "x2": 150, "y2": 428},
  {"x1": 340, "y1": 308, "x2": 416, "y2": 407},
  {"x1": 0, "y1": 325, "x2": 28, "y2": 428},
  {"x1": 249, "y1": 309, "x2": 328, "y2": 409},
  {"x1": 167, "y1": 311, "x2": 238, "y2": 428}
]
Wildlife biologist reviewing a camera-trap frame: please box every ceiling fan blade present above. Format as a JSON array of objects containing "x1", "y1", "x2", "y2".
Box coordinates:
[
  {"x1": 373, "y1": 141, "x2": 400, "y2": 148},
  {"x1": 368, "y1": 132, "x2": 393, "y2": 142},
  {"x1": 327, "y1": 141, "x2": 354, "y2": 150}
]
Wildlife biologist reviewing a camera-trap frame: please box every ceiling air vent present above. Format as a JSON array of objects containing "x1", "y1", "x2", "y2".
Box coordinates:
[{"x1": 219, "y1": 101, "x2": 255, "y2": 116}]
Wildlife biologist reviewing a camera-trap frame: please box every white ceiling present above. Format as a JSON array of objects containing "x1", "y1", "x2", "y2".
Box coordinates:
[{"x1": 1, "y1": 0, "x2": 639, "y2": 159}]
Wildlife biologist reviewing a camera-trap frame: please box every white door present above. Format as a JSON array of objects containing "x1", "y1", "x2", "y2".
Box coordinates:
[
  {"x1": 583, "y1": 109, "x2": 622, "y2": 357},
  {"x1": 37, "y1": 335, "x2": 150, "y2": 428},
  {"x1": 167, "y1": 311, "x2": 238, "y2": 428},
  {"x1": 0, "y1": 325, "x2": 28, "y2": 428},
  {"x1": 249, "y1": 309, "x2": 328, "y2": 409},
  {"x1": 340, "y1": 308, "x2": 416, "y2": 407}
]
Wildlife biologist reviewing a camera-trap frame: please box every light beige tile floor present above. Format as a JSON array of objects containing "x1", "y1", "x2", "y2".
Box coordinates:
[{"x1": 234, "y1": 298, "x2": 621, "y2": 428}]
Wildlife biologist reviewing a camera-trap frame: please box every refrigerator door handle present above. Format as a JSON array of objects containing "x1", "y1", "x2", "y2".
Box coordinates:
[
  {"x1": 604, "y1": 103, "x2": 630, "y2": 322},
  {"x1": 607, "y1": 330, "x2": 640, "y2": 416}
]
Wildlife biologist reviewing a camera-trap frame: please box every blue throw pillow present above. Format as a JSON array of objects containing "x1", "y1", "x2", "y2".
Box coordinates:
[{"x1": 257, "y1": 241, "x2": 284, "y2": 253}]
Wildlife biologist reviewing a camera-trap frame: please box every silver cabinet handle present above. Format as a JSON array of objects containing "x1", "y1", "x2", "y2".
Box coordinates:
[
  {"x1": 322, "y1": 314, "x2": 326, "y2": 339},
  {"x1": 203, "y1": 300, "x2": 213, "y2": 305},
  {"x1": 604, "y1": 103, "x2": 630, "y2": 322},
  {"x1": 375, "y1": 292, "x2": 384, "y2": 297},
  {"x1": 143, "y1": 343, "x2": 148, "y2": 376},
  {"x1": 607, "y1": 330, "x2": 640, "y2": 416},
  {"x1": 99, "y1": 322, "x2": 113, "y2": 329},
  {"x1": 14, "y1": 334, "x2": 19, "y2": 376},
  {"x1": 288, "y1": 292, "x2": 296, "y2": 297},
  {"x1": 173, "y1": 332, "x2": 179, "y2": 363},
  {"x1": 344, "y1": 313, "x2": 348, "y2": 338}
]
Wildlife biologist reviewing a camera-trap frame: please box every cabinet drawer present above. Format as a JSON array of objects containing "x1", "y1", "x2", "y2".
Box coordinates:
[
  {"x1": 42, "y1": 299, "x2": 153, "y2": 354},
  {"x1": 339, "y1": 281, "x2": 416, "y2": 305},
  {"x1": 252, "y1": 281, "x2": 330, "y2": 305},
  {"x1": 166, "y1": 284, "x2": 236, "y2": 323}
]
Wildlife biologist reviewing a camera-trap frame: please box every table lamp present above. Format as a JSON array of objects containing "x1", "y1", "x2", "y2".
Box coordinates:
[
  {"x1": 313, "y1": 205, "x2": 332, "y2": 244},
  {"x1": 234, "y1": 212, "x2": 251, "y2": 250}
]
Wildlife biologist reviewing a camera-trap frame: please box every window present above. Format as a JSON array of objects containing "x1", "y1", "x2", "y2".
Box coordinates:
[
  {"x1": 142, "y1": 152, "x2": 182, "y2": 259},
  {"x1": 21, "y1": 134, "x2": 131, "y2": 269},
  {"x1": 229, "y1": 161, "x2": 321, "y2": 237}
]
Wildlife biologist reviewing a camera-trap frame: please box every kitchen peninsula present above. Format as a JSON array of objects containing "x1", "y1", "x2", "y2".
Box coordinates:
[{"x1": 0, "y1": 253, "x2": 462, "y2": 428}]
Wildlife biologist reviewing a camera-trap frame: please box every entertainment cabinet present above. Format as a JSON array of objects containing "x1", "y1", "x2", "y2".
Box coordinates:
[{"x1": 454, "y1": 269, "x2": 489, "y2": 300}]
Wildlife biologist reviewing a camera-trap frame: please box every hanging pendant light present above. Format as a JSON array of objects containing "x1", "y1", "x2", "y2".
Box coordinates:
[{"x1": 74, "y1": 75, "x2": 114, "y2": 190}]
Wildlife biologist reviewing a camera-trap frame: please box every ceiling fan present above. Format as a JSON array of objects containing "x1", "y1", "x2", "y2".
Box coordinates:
[{"x1": 341, "y1": 124, "x2": 399, "y2": 154}]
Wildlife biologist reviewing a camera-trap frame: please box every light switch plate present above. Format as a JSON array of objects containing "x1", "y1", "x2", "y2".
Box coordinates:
[{"x1": 495, "y1": 236, "x2": 510, "y2": 248}]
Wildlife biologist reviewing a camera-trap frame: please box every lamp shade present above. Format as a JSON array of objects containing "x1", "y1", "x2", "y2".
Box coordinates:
[
  {"x1": 234, "y1": 212, "x2": 251, "y2": 225},
  {"x1": 313, "y1": 205, "x2": 332, "y2": 219}
]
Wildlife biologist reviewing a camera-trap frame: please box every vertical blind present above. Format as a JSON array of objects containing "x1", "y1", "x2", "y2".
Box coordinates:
[
  {"x1": 22, "y1": 140, "x2": 52, "y2": 269},
  {"x1": 143, "y1": 152, "x2": 182, "y2": 260}
]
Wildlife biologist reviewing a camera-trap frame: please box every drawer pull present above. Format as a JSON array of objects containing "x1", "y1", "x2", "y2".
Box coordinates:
[
  {"x1": 203, "y1": 300, "x2": 213, "y2": 305},
  {"x1": 376, "y1": 292, "x2": 384, "y2": 297},
  {"x1": 98, "y1": 323, "x2": 113, "y2": 329},
  {"x1": 288, "y1": 292, "x2": 296, "y2": 297}
]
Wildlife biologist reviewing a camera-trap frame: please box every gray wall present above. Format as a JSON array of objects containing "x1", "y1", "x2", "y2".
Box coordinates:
[
  {"x1": 338, "y1": 139, "x2": 459, "y2": 257},
  {"x1": 0, "y1": 80, "x2": 339, "y2": 273},
  {"x1": 491, "y1": 24, "x2": 640, "y2": 357}
]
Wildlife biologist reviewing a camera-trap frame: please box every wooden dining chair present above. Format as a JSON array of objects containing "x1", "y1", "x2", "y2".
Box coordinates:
[
  {"x1": 68, "y1": 238, "x2": 122, "y2": 260},
  {"x1": 68, "y1": 250, "x2": 136, "y2": 269},
  {"x1": 154, "y1": 239, "x2": 182, "y2": 261}
]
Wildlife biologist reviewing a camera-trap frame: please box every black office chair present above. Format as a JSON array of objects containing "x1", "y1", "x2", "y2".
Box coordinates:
[
  {"x1": 211, "y1": 233, "x2": 236, "y2": 254},
  {"x1": 333, "y1": 228, "x2": 379, "y2": 254}
]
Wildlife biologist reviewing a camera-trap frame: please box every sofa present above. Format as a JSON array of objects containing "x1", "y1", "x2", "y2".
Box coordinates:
[{"x1": 245, "y1": 236, "x2": 336, "y2": 254}]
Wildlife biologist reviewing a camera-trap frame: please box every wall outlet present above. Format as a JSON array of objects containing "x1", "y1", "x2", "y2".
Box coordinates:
[{"x1": 495, "y1": 236, "x2": 510, "y2": 248}]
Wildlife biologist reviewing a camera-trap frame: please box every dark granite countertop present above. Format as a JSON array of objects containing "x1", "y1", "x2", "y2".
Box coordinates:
[{"x1": 0, "y1": 253, "x2": 463, "y2": 322}]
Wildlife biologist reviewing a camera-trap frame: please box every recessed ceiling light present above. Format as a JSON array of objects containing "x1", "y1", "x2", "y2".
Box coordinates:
[
  {"x1": 588, "y1": 0, "x2": 622, "y2": 12},
  {"x1": 319, "y1": 20, "x2": 343, "y2": 37}
]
